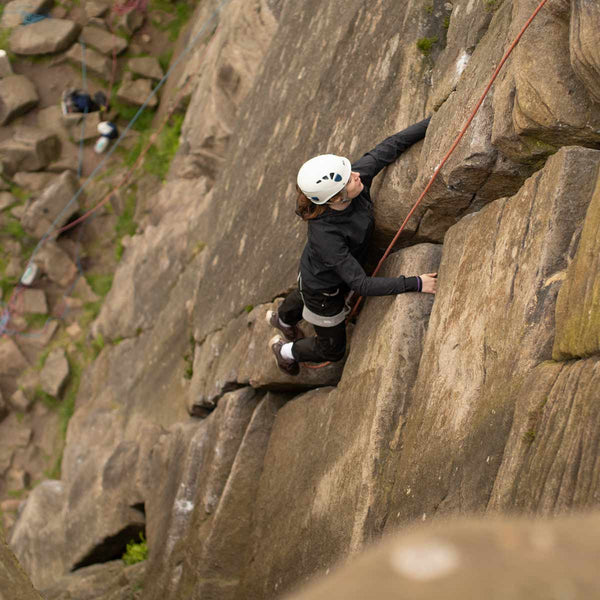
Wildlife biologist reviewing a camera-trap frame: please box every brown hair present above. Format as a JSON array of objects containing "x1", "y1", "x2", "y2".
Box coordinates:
[{"x1": 295, "y1": 184, "x2": 342, "y2": 221}]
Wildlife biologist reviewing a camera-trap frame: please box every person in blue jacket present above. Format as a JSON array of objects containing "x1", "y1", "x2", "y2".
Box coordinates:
[{"x1": 267, "y1": 117, "x2": 437, "y2": 375}]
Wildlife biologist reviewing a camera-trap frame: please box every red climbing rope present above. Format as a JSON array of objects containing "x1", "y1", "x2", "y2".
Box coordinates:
[{"x1": 304, "y1": 0, "x2": 550, "y2": 369}]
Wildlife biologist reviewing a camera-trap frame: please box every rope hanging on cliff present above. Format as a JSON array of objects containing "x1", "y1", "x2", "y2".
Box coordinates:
[{"x1": 304, "y1": 0, "x2": 551, "y2": 370}]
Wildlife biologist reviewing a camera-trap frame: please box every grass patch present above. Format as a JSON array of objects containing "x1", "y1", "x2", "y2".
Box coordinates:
[
  {"x1": 523, "y1": 429, "x2": 536, "y2": 444},
  {"x1": 35, "y1": 386, "x2": 60, "y2": 410},
  {"x1": 87, "y1": 273, "x2": 114, "y2": 297},
  {"x1": 424, "y1": 3, "x2": 434, "y2": 15},
  {"x1": 443, "y1": 16, "x2": 451, "y2": 29},
  {"x1": 1, "y1": 219, "x2": 27, "y2": 241},
  {"x1": 25, "y1": 313, "x2": 50, "y2": 329},
  {"x1": 122, "y1": 532, "x2": 148, "y2": 565},
  {"x1": 91, "y1": 333, "x2": 105, "y2": 358},
  {"x1": 158, "y1": 48, "x2": 173, "y2": 74},
  {"x1": 81, "y1": 300, "x2": 103, "y2": 328},
  {"x1": 121, "y1": 113, "x2": 183, "y2": 180},
  {"x1": 110, "y1": 86, "x2": 155, "y2": 132},
  {"x1": 416, "y1": 36, "x2": 438, "y2": 56},
  {"x1": 483, "y1": 0, "x2": 500, "y2": 11}
]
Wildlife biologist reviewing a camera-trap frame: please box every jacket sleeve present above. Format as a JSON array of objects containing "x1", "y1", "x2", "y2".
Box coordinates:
[
  {"x1": 352, "y1": 117, "x2": 430, "y2": 188},
  {"x1": 316, "y1": 231, "x2": 419, "y2": 296}
]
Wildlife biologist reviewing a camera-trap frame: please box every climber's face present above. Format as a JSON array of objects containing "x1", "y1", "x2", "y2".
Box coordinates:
[{"x1": 345, "y1": 172, "x2": 363, "y2": 199}]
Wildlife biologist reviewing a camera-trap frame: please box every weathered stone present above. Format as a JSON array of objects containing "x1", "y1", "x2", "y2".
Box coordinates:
[
  {"x1": 66, "y1": 42, "x2": 111, "y2": 81},
  {"x1": 0, "y1": 192, "x2": 15, "y2": 210},
  {"x1": 12, "y1": 171, "x2": 56, "y2": 193},
  {"x1": 117, "y1": 9, "x2": 144, "y2": 35},
  {"x1": 62, "y1": 109, "x2": 103, "y2": 142},
  {"x1": 18, "y1": 288, "x2": 48, "y2": 315},
  {"x1": 0, "y1": 338, "x2": 29, "y2": 378},
  {"x1": 5, "y1": 467, "x2": 30, "y2": 491},
  {"x1": 286, "y1": 514, "x2": 600, "y2": 600},
  {"x1": 9, "y1": 480, "x2": 68, "y2": 590},
  {"x1": 0, "y1": 126, "x2": 59, "y2": 175},
  {"x1": 570, "y1": 0, "x2": 600, "y2": 104},
  {"x1": 0, "y1": 390, "x2": 7, "y2": 421},
  {"x1": 383, "y1": 147, "x2": 600, "y2": 533},
  {"x1": 117, "y1": 77, "x2": 158, "y2": 108},
  {"x1": 0, "y1": 50, "x2": 13, "y2": 78},
  {"x1": 553, "y1": 167, "x2": 600, "y2": 360},
  {"x1": 9, "y1": 389, "x2": 34, "y2": 413},
  {"x1": 0, "y1": 527, "x2": 43, "y2": 600},
  {"x1": 238, "y1": 244, "x2": 441, "y2": 599},
  {"x1": 84, "y1": 0, "x2": 110, "y2": 19},
  {"x1": 80, "y1": 26, "x2": 128, "y2": 55},
  {"x1": 9, "y1": 19, "x2": 80, "y2": 55},
  {"x1": 0, "y1": 75, "x2": 38, "y2": 126},
  {"x1": 489, "y1": 359, "x2": 600, "y2": 514},
  {"x1": 41, "y1": 561, "x2": 146, "y2": 600},
  {"x1": 128, "y1": 56, "x2": 163, "y2": 81},
  {"x1": 21, "y1": 171, "x2": 80, "y2": 239},
  {"x1": 40, "y1": 349, "x2": 69, "y2": 397},
  {"x1": 1, "y1": 0, "x2": 52, "y2": 28}
]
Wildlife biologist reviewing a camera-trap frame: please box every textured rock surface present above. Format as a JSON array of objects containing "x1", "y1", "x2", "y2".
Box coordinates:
[
  {"x1": 0, "y1": 75, "x2": 39, "y2": 126},
  {"x1": 66, "y1": 43, "x2": 111, "y2": 80},
  {"x1": 0, "y1": 528, "x2": 43, "y2": 600},
  {"x1": 0, "y1": 126, "x2": 59, "y2": 176},
  {"x1": 9, "y1": 19, "x2": 80, "y2": 55},
  {"x1": 1, "y1": 0, "x2": 53, "y2": 28},
  {"x1": 117, "y1": 76, "x2": 158, "y2": 108},
  {"x1": 383, "y1": 147, "x2": 600, "y2": 531},
  {"x1": 570, "y1": 0, "x2": 600, "y2": 103},
  {"x1": 40, "y1": 349, "x2": 69, "y2": 397},
  {"x1": 285, "y1": 514, "x2": 600, "y2": 600},
  {"x1": 80, "y1": 26, "x2": 128, "y2": 55},
  {"x1": 128, "y1": 56, "x2": 163, "y2": 81}
]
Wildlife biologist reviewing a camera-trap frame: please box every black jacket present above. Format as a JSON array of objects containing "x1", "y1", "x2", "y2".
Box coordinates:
[{"x1": 299, "y1": 118, "x2": 430, "y2": 297}]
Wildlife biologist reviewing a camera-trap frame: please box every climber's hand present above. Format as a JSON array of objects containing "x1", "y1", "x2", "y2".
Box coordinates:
[{"x1": 420, "y1": 273, "x2": 437, "y2": 294}]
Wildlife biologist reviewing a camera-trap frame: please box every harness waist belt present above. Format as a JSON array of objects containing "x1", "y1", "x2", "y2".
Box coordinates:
[{"x1": 302, "y1": 305, "x2": 348, "y2": 327}]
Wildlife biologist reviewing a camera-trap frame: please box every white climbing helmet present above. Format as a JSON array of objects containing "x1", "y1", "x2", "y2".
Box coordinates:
[{"x1": 297, "y1": 154, "x2": 351, "y2": 205}]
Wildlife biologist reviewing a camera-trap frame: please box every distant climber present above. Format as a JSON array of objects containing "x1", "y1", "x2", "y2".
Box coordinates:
[
  {"x1": 94, "y1": 121, "x2": 119, "y2": 153},
  {"x1": 267, "y1": 118, "x2": 437, "y2": 375},
  {"x1": 61, "y1": 88, "x2": 108, "y2": 115}
]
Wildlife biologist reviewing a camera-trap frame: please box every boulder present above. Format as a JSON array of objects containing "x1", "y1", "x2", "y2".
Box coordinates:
[
  {"x1": 18, "y1": 288, "x2": 48, "y2": 314},
  {"x1": 21, "y1": 171, "x2": 80, "y2": 239},
  {"x1": 9, "y1": 389, "x2": 34, "y2": 413},
  {"x1": 0, "y1": 338, "x2": 29, "y2": 378},
  {"x1": 0, "y1": 0, "x2": 52, "y2": 28},
  {"x1": 84, "y1": 0, "x2": 110, "y2": 19},
  {"x1": 0, "y1": 527, "x2": 43, "y2": 600},
  {"x1": 0, "y1": 50, "x2": 13, "y2": 78},
  {"x1": 40, "y1": 349, "x2": 69, "y2": 397},
  {"x1": 9, "y1": 480, "x2": 68, "y2": 590},
  {"x1": 0, "y1": 126, "x2": 59, "y2": 175},
  {"x1": 9, "y1": 19, "x2": 81, "y2": 55},
  {"x1": 286, "y1": 514, "x2": 600, "y2": 600},
  {"x1": 117, "y1": 77, "x2": 158, "y2": 108},
  {"x1": 0, "y1": 75, "x2": 38, "y2": 126},
  {"x1": 128, "y1": 56, "x2": 163, "y2": 81},
  {"x1": 0, "y1": 390, "x2": 7, "y2": 421},
  {"x1": 62, "y1": 109, "x2": 103, "y2": 142},
  {"x1": 12, "y1": 171, "x2": 57, "y2": 193},
  {"x1": 80, "y1": 26, "x2": 128, "y2": 55},
  {"x1": 570, "y1": 0, "x2": 600, "y2": 104},
  {"x1": 117, "y1": 9, "x2": 144, "y2": 35},
  {"x1": 0, "y1": 192, "x2": 15, "y2": 210},
  {"x1": 66, "y1": 42, "x2": 111, "y2": 81}
]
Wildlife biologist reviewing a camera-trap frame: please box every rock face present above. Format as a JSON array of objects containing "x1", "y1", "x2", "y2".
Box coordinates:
[
  {"x1": 0, "y1": 528, "x2": 43, "y2": 600},
  {"x1": 66, "y1": 43, "x2": 111, "y2": 80},
  {"x1": 8, "y1": 0, "x2": 600, "y2": 599},
  {"x1": 9, "y1": 19, "x2": 80, "y2": 55},
  {"x1": 1, "y1": 0, "x2": 53, "y2": 28},
  {"x1": 80, "y1": 26, "x2": 128, "y2": 55},
  {"x1": 0, "y1": 126, "x2": 59, "y2": 175}
]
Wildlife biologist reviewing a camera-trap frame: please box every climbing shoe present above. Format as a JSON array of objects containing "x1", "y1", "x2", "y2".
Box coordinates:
[
  {"x1": 269, "y1": 336, "x2": 300, "y2": 376},
  {"x1": 266, "y1": 310, "x2": 305, "y2": 342}
]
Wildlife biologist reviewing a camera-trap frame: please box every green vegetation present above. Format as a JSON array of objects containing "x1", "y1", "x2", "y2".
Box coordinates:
[
  {"x1": 122, "y1": 532, "x2": 148, "y2": 565},
  {"x1": 424, "y1": 2, "x2": 434, "y2": 15},
  {"x1": 443, "y1": 16, "x2": 451, "y2": 29},
  {"x1": 115, "y1": 188, "x2": 137, "y2": 261},
  {"x1": 158, "y1": 48, "x2": 173, "y2": 74},
  {"x1": 523, "y1": 429, "x2": 536, "y2": 444},
  {"x1": 121, "y1": 114, "x2": 184, "y2": 180},
  {"x1": 25, "y1": 313, "x2": 49, "y2": 329},
  {"x1": 244, "y1": 305, "x2": 254, "y2": 313},
  {"x1": 483, "y1": 0, "x2": 500, "y2": 11},
  {"x1": 183, "y1": 335, "x2": 194, "y2": 380},
  {"x1": 110, "y1": 85, "x2": 155, "y2": 132},
  {"x1": 91, "y1": 333, "x2": 105, "y2": 358},
  {"x1": 1, "y1": 219, "x2": 27, "y2": 241},
  {"x1": 416, "y1": 36, "x2": 439, "y2": 56},
  {"x1": 150, "y1": 0, "x2": 192, "y2": 41},
  {"x1": 87, "y1": 273, "x2": 114, "y2": 297}
]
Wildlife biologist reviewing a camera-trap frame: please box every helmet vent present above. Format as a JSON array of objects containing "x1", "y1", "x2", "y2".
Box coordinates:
[
  {"x1": 322, "y1": 175, "x2": 329, "y2": 180},
  {"x1": 330, "y1": 172, "x2": 335, "y2": 179},
  {"x1": 334, "y1": 174, "x2": 342, "y2": 182}
]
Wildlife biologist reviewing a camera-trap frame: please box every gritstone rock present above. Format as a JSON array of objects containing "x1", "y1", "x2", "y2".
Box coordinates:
[
  {"x1": 84, "y1": 0, "x2": 110, "y2": 19},
  {"x1": 0, "y1": 50, "x2": 13, "y2": 78},
  {"x1": 40, "y1": 349, "x2": 69, "y2": 397},
  {"x1": 9, "y1": 389, "x2": 34, "y2": 413},
  {"x1": 117, "y1": 77, "x2": 158, "y2": 108},
  {"x1": 569, "y1": 0, "x2": 600, "y2": 104},
  {"x1": 9, "y1": 18, "x2": 81, "y2": 55},
  {"x1": 0, "y1": 125, "x2": 59, "y2": 175},
  {"x1": 0, "y1": 75, "x2": 39, "y2": 126},
  {"x1": 12, "y1": 171, "x2": 57, "y2": 193},
  {"x1": 1, "y1": 0, "x2": 53, "y2": 28},
  {"x1": 0, "y1": 526, "x2": 44, "y2": 600},
  {"x1": 128, "y1": 56, "x2": 163, "y2": 81},
  {"x1": 66, "y1": 43, "x2": 111, "y2": 80},
  {"x1": 0, "y1": 192, "x2": 15, "y2": 211},
  {"x1": 19, "y1": 288, "x2": 48, "y2": 315},
  {"x1": 0, "y1": 338, "x2": 29, "y2": 378},
  {"x1": 80, "y1": 25, "x2": 128, "y2": 55}
]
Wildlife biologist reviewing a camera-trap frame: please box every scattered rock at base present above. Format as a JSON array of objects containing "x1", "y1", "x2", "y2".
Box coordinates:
[
  {"x1": 9, "y1": 389, "x2": 34, "y2": 413},
  {"x1": 84, "y1": 0, "x2": 110, "y2": 19},
  {"x1": 66, "y1": 42, "x2": 111, "y2": 80},
  {"x1": 12, "y1": 171, "x2": 56, "y2": 193},
  {"x1": 9, "y1": 19, "x2": 81, "y2": 55},
  {"x1": 0, "y1": 191, "x2": 15, "y2": 210},
  {"x1": 40, "y1": 349, "x2": 69, "y2": 397},
  {"x1": 0, "y1": 338, "x2": 29, "y2": 378},
  {"x1": 19, "y1": 288, "x2": 48, "y2": 315},
  {"x1": 0, "y1": 75, "x2": 39, "y2": 126},
  {"x1": 128, "y1": 56, "x2": 163, "y2": 81},
  {"x1": 63, "y1": 109, "x2": 103, "y2": 142},
  {"x1": 0, "y1": 125, "x2": 59, "y2": 175},
  {"x1": 0, "y1": 50, "x2": 14, "y2": 78},
  {"x1": 80, "y1": 25, "x2": 128, "y2": 55},
  {"x1": 1, "y1": 0, "x2": 53, "y2": 28},
  {"x1": 117, "y1": 76, "x2": 158, "y2": 107},
  {"x1": 34, "y1": 242, "x2": 78, "y2": 287},
  {"x1": 21, "y1": 170, "x2": 80, "y2": 238}
]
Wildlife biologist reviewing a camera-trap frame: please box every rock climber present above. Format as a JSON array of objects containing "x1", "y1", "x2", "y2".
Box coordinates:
[{"x1": 267, "y1": 117, "x2": 437, "y2": 376}]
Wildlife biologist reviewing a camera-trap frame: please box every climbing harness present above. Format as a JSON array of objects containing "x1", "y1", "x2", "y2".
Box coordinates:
[{"x1": 304, "y1": 0, "x2": 551, "y2": 369}]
